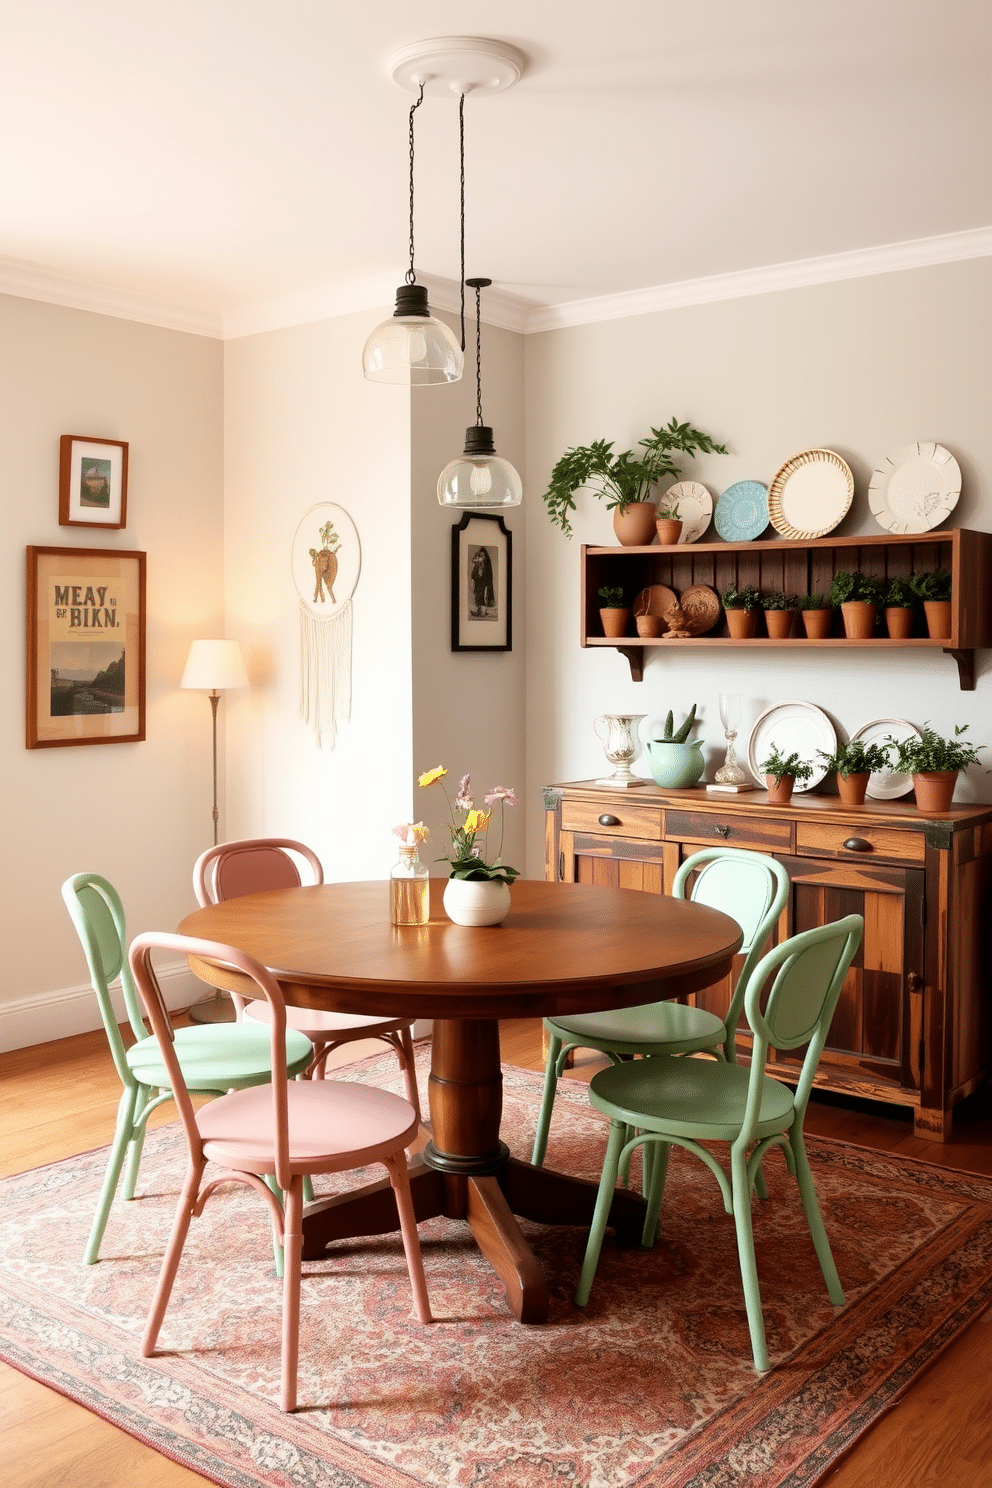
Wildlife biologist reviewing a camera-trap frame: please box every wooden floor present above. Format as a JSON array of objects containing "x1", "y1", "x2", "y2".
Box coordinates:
[{"x1": 2, "y1": 1018, "x2": 991, "y2": 1487}]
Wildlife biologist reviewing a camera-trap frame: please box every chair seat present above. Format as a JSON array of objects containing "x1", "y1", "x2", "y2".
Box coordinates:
[
  {"x1": 197, "y1": 1078, "x2": 421, "y2": 1174},
  {"x1": 548, "y1": 1000, "x2": 726, "y2": 1056},
  {"x1": 127, "y1": 1022, "x2": 313, "y2": 1091},
  {"x1": 242, "y1": 998, "x2": 411, "y2": 1038},
  {"x1": 589, "y1": 1054, "x2": 796, "y2": 1142}
]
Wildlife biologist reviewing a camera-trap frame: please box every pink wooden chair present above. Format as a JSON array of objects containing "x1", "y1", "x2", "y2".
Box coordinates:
[
  {"x1": 193, "y1": 839, "x2": 421, "y2": 1118},
  {"x1": 130, "y1": 930, "x2": 432, "y2": 1413}
]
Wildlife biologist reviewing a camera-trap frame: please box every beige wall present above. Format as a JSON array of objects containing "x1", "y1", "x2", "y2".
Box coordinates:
[{"x1": 522, "y1": 258, "x2": 992, "y2": 873}]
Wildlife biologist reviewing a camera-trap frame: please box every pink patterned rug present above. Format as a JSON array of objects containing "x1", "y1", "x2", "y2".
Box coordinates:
[{"x1": 2, "y1": 1050, "x2": 991, "y2": 1488}]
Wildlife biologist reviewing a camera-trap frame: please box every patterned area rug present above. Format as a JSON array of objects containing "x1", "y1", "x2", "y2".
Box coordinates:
[{"x1": 2, "y1": 1050, "x2": 991, "y2": 1488}]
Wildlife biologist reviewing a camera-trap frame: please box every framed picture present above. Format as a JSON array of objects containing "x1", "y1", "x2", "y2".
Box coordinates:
[
  {"x1": 26, "y1": 546, "x2": 146, "y2": 748},
  {"x1": 58, "y1": 435, "x2": 129, "y2": 528},
  {"x1": 451, "y1": 513, "x2": 512, "y2": 652}
]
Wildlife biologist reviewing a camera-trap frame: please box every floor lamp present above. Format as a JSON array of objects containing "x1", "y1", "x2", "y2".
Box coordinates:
[{"x1": 180, "y1": 638, "x2": 248, "y2": 1024}]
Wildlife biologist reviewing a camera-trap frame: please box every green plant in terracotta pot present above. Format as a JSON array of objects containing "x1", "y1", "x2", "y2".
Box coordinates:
[
  {"x1": 760, "y1": 744, "x2": 814, "y2": 805},
  {"x1": 910, "y1": 567, "x2": 953, "y2": 639},
  {"x1": 597, "y1": 584, "x2": 631, "y2": 639},
  {"x1": 882, "y1": 576, "x2": 917, "y2": 639},
  {"x1": 654, "y1": 494, "x2": 683, "y2": 545},
  {"x1": 830, "y1": 571, "x2": 883, "y2": 639},
  {"x1": 799, "y1": 592, "x2": 832, "y2": 638},
  {"x1": 721, "y1": 582, "x2": 762, "y2": 639},
  {"x1": 644, "y1": 705, "x2": 705, "y2": 788},
  {"x1": 817, "y1": 739, "x2": 891, "y2": 806},
  {"x1": 885, "y1": 723, "x2": 981, "y2": 813},
  {"x1": 760, "y1": 591, "x2": 798, "y2": 639}
]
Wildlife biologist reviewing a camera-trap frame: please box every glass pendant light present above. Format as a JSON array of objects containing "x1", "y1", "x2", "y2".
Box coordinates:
[
  {"x1": 438, "y1": 277, "x2": 522, "y2": 508},
  {"x1": 363, "y1": 82, "x2": 464, "y2": 386}
]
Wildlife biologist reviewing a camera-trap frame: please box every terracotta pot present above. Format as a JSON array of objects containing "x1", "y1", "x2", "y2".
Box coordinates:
[
  {"x1": 885, "y1": 606, "x2": 915, "y2": 640},
  {"x1": 765, "y1": 775, "x2": 795, "y2": 805},
  {"x1": 612, "y1": 502, "x2": 657, "y2": 546},
  {"x1": 923, "y1": 600, "x2": 952, "y2": 640},
  {"x1": 654, "y1": 517, "x2": 683, "y2": 545},
  {"x1": 801, "y1": 607, "x2": 833, "y2": 639},
  {"x1": 764, "y1": 609, "x2": 795, "y2": 639},
  {"x1": 837, "y1": 772, "x2": 870, "y2": 806},
  {"x1": 599, "y1": 607, "x2": 631, "y2": 638},
  {"x1": 912, "y1": 770, "x2": 958, "y2": 814},
  {"x1": 725, "y1": 608, "x2": 760, "y2": 639},
  {"x1": 635, "y1": 614, "x2": 664, "y2": 638},
  {"x1": 840, "y1": 600, "x2": 878, "y2": 639}
]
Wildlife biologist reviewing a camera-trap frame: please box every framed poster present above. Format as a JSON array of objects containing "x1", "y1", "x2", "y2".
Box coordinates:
[
  {"x1": 451, "y1": 512, "x2": 512, "y2": 652},
  {"x1": 26, "y1": 546, "x2": 146, "y2": 748},
  {"x1": 58, "y1": 435, "x2": 129, "y2": 528}
]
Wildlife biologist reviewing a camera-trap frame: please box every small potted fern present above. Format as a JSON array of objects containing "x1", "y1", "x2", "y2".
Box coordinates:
[
  {"x1": 910, "y1": 568, "x2": 953, "y2": 639},
  {"x1": 597, "y1": 585, "x2": 630, "y2": 639},
  {"x1": 761, "y1": 591, "x2": 798, "y2": 640},
  {"x1": 799, "y1": 592, "x2": 832, "y2": 639},
  {"x1": 760, "y1": 744, "x2": 814, "y2": 805},
  {"x1": 830, "y1": 571, "x2": 883, "y2": 639},
  {"x1": 883, "y1": 576, "x2": 916, "y2": 639},
  {"x1": 818, "y1": 739, "x2": 891, "y2": 806},
  {"x1": 721, "y1": 583, "x2": 762, "y2": 639},
  {"x1": 885, "y1": 723, "x2": 981, "y2": 813}
]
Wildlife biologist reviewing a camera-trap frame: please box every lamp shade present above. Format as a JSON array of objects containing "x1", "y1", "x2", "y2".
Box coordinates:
[
  {"x1": 437, "y1": 425, "x2": 523, "y2": 508},
  {"x1": 180, "y1": 639, "x2": 248, "y2": 692},
  {"x1": 363, "y1": 284, "x2": 464, "y2": 386}
]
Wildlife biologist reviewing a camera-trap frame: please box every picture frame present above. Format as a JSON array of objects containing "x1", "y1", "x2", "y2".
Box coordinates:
[
  {"x1": 26, "y1": 546, "x2": 146, "y2": 748},
  {"x1": 58, "y1": 435, "x2": 129, "y2": 529},
  {"x1": 451, "y1": 513, "x2": 512, "y2": 652}
]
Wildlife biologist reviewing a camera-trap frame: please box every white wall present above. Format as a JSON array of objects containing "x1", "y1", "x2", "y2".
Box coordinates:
[{"x1": 523, "y1": 258, "x2": 992, "y2": 874}]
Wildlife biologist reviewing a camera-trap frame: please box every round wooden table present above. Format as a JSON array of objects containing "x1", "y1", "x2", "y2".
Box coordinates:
[{"x1": 179, "y1": 877, "x2": 742, "y2": 1323}]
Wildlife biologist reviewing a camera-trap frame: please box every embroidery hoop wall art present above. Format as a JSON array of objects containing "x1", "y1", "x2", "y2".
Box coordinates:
[{"x1": 291, "y1": 504, "x2": 361, "y2": 749}]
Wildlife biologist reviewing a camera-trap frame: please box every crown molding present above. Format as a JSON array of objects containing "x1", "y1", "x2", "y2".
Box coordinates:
[{"x1": 0, "y1": 256, "x2": 223, "y2": 337}]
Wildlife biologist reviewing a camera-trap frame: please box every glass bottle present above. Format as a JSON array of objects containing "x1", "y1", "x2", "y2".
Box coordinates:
[{"x1": 390, "y1": 844, "x2": 430, "y2": 926}]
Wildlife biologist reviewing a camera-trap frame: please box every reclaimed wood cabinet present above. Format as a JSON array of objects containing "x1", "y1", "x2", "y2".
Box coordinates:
[{"x1": 544, "y1": 780, "x2": 992, "y2": 1140}]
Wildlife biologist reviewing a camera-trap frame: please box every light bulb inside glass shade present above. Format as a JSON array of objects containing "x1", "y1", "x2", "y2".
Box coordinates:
[
  {"x1": 363, "y1": 315, "x2": 464, "y2": 386},
  {"x1": 438, "y1": 454, "x2": 522, "y2": 508}
]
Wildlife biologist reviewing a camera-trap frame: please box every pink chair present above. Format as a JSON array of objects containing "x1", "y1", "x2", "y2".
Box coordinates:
[
  {"x1": 193, "y1": 839, "x2": 422, "y2": 1118},
  {"x1": 130, "y1": 930, "x2": 432, "y2": 1412}
]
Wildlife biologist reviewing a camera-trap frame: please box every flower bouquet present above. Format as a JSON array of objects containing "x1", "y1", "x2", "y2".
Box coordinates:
[{"x1": 418, "y1": 767, "x2": 520, "y2": 925}]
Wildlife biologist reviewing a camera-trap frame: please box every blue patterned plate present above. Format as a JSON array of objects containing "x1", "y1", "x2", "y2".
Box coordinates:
[{"x1": 714, "y1": 481, "x2": 769, "y2": 542}]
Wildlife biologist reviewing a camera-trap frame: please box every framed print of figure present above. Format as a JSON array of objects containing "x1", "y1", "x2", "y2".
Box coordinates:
[
  {"x1": 58, "y1": 435, "x2": 129, "y2": 528},
  {"x1": 451, "y1": 513, "x2": 512, "y2": 652}
]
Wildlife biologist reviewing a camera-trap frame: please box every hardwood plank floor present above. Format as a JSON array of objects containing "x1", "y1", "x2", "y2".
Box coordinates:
[{"x1": 2, "y1": 1017, "x2": 990, "y2": 1486}]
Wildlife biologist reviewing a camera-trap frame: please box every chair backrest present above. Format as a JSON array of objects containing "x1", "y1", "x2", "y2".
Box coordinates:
[
  {"x1": 672, "y1": 848, "x2": 791, "y2": 1049},
  {"x1": 193, "y1": 838, "x2": 323, "y2": 908},
  {"x1": 61, "y1": 873, "x2": 151, "y2": 1085},
  {"x1": 129, "y1": 930, "x2": 294, "y2": 1191}
]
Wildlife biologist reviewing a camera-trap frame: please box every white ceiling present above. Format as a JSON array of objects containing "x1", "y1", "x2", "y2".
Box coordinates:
[{"x1": 0, "y1": 1, "x2": 989, "y2": 338}]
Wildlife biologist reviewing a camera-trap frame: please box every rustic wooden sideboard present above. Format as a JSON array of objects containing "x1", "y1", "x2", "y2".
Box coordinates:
[{"x1": 544, "y1": 779, "x2": 992, "y2": 1140}]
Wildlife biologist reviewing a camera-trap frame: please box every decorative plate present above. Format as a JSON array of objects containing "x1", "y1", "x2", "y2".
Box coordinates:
[
  {"x1": 767, "y1": 449, "x2": 854, "y2": 540},
  {"x1": 633, "y1": 584, "x2": 677, "y2": 620},
  {"x1": 868, "y1": 443, "x2": 961, "y2": 534},
  {"x1": 678, "y1": 584, "x2": 721, "y2": 635},
  {"x1": 661, "y1": 481, "x2": 713, "y2": 544},
  {"x1": 849, "y1": 717, "x2": 923, "y2": 800},
  {"x1": 746, "y1": 701, "x2": 837, "y2": 792},
  {"x1": 714, "y1": 482, "x2": 769, "y2": 542}
]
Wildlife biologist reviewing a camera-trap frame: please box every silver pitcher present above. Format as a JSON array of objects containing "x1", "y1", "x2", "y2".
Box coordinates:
[{"x1": 593, "y1": 713, "x2": 647, "y2": 787}]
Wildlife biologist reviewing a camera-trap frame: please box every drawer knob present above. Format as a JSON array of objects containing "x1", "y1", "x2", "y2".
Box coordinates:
[
  {"x1": 843, "y1": 836, "x2": 873, "y2": 853},
  {"x1": 598, "y1": 813, "x2": 621, "y2": 827},
  {"x1": 715, "y1": 824, "x2": 731, "y2": 839}
]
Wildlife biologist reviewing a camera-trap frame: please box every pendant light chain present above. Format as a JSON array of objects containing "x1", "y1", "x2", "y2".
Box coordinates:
[
  {"x1": 405, "y1": 82, "x2": 425, "y2": 285},
  {"x1": 475, "y1": 281, "x2": 484, "y2": 426},
  {"x1": 459, "y1": 91, "x2": 466, "y2": 350}
]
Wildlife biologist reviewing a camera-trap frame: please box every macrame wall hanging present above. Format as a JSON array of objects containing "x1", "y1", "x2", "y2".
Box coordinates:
[{"x1": 291, "y1": 503, "x2": 361, "y2": 749}]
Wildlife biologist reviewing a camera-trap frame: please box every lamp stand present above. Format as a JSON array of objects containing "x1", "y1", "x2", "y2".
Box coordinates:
[{"x1": 189, "y1": 689, "x2": 236, "y2": 1024}]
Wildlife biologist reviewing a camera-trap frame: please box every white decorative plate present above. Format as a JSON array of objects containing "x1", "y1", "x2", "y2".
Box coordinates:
[
  {"x1": 849, "y1": 718, "x2": 923, "y2": 800},
  {"x1": 746, "y1": 701, "x2": 837, "y2": 792},
  {"x1": 767, "y1": 448, "x2": 854, "y2": 540},
  {"x1": 868, "y1": 443, "x2": 961, "y2": 534},
  {"x1": 661, "y1": 481, "x2": 712, "y2": 544}
]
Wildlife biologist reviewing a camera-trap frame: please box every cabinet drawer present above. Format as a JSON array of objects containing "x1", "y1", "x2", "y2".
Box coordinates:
[
  {"x1": 561, "y1": 799, "x2": 664, "y2": 841},
  {"x1": 795, "y1": 822, "x2": 926, "y2": 864},
  {"x1": 665, "y1": 809, "x2": 794, "y2": 853}
]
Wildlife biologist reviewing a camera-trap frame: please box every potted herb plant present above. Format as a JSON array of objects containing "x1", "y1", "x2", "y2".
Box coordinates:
[
  {"x1": 542, "y1": 416, "x2": 728, "y2": 545},
  {"x1": 760, "y1": 591, "x2": 797, "y2": 640},
  {"x1": 910, "y1": 568, "x2": 953, "y2": 640},
  {"x1": 799, "y1": 592, "x2": 832, "y2": 639},
  {"x1": 882, "y1": 576, "x2": 917, "y2": 639},
  {"x1": 721, "y1": 583, "x2": 762, "y2": 639},
  {"x1": 760, "y1": 744, "x2": 814, "y2": 805},
  {"x1": 597, "y1": 584, "x2": 630, "y2": 638},
  {"x1": 830, "y1": 571, "x2": 883, "y2": 639},
  {"x1": 655, "y1": 495, "x2": 683, "y2": 546},
  {"x1": 885, "y1": 723, "x2": 981, "y2": 813},
  {"x1": 818, "y1": 739, "x2": 891, "y2": 806},
  {"x1": 643, "y1": 705, "x2": 704, "y2": 788}
]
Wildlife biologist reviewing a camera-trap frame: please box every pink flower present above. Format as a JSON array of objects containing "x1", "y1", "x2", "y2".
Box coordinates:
[
  {"x1": 455, "y1": 773, "x2": 473, "y2": 810},
  {"x1": 484, "y1": 786, "x2": 517, "y2": 808}
]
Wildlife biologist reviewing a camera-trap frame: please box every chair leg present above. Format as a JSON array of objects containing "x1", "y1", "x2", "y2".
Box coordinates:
[
  {"x1": 530, "y1": 1029, "x2": 562, "y2": 1167},
  {"x1": 121, "y1": 1084, "x2": 151, "y2": 1201},
  {"x1": 791, "y1": 1131, "x2": 844, "y2": 1305},
  {"x1": 142, "y1": 1157, "x2": 205, "y2": 1356},
  {"x1": 385, "y1": 1154, "x2": 432, "y2": 1324},
  {"x1": 574, "y1": 1119, "x2": 627, "y2": 1307},
  {"x1": 730, "y1": 1148, "x2": 769, "y2": 1372},
  {"x1": 281, "y1": 1179, "x2": 304, "y2": 1412},
  {"x1": 641, "y1": 1139, "x2": 670, "y2": 1247},
  {"x1": 263, "y1": 1174, "x2": 285, "y2": 1277},
  {"x1": 84, "y1": 1085, "x2": 140, "y2": 1264},
  {"x1": 395, "y1": 1027, "x2": 422, "y2": 1122}
]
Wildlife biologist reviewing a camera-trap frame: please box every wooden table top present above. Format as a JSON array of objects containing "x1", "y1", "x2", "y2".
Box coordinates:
[{"x1": 178, "y1": 877, "x2": 743, "y2": 1020}]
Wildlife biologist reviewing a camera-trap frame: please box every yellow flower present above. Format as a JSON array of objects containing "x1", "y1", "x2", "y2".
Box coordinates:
[
  {"x1": 418, "y1": 766, "x2": 447, "y2": 788},
  {"x1": 463, "y1": 808, "x2": 492, "y2": 834},
  {"x1": 409, "y1": 821, "x2": 430, "y2": 843}
]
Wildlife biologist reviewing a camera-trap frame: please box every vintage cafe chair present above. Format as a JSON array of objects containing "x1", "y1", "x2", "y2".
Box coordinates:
[
  {"x1": 531, "y1": 848, "x2": 791, "y2": 1168},
  {"x1": 193, "y1": 838, "x2": 422, "y2": 1117},
  {"x1": 61, "y1": 872, "x2": 313, "y2": 1264},
  {"x1": 574, "y1": 914, "x2": 865, "y2": 1372},
  {"x1": 130, "y1": 930, "x2": 432, "y2": 1412}
]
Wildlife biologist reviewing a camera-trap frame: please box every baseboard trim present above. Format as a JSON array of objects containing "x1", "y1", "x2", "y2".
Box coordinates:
[{"x1": 0, "y1": 965, "x2": 203, "y2": 1053}]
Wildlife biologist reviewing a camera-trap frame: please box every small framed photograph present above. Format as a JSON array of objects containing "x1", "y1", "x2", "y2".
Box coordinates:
[
  {"x1": 58, "y1": 435, "x2": 129, "y2": 528},
  {"x1": 451, "y1": 513, "x2": 512, "y2": 652},
  {"x1": 26, "y1": 546, "x2": 146, "y2": 748}
]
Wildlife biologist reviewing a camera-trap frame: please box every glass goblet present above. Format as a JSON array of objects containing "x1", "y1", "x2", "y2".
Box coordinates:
[{"x1": 714, "y1": 693, "x2": 748, "y2": 785}]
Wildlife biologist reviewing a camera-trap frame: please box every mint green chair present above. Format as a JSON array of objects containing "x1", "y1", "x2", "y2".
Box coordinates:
[
  {"x1": 531, "y1": 848, "x2": 791, "y2": 1168},
  {"x1": 574, "y1": 913, "x2": 864, "y2": 1372},
  {"x1": 61, "y1": 873, "x2": 313, "y2": 1264}
]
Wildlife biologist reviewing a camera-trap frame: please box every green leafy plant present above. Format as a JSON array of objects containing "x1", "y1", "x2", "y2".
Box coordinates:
[
  {"x1": 721, "y1": 583, "x2": 761, "y2": 612},
  {"x1": 541, "y1": 417, "x2": 727, "y2": 537},
  {"x1": 760, "y1": 591, "x2": 797, "y2": 611},
  {"x1": 656, "y1": 495, "x2": 681, "y2": 519},
  {"x1": 818, "y1": 740, "x2": 891, "y2": 776},
  {"x1": 597, "y1": 585, "x2": 627, "y2": 608},
  {"x1": 654, "y1": 704, "x2": 697, "y2": 744},
  {"x1": 759, "y1": 744, "x2": 814, "y2": 784},
  {"x1": 885, "y1": 724, "x2": 982, "y2": 776},
  {"x1": 418, "y1": 767, "x2": 520, "y2": 884},
  {"x1": 799, "y1": 593, "x2": 828, "y2": 611},
  {"x1": 883, "y1": 576, "x2": 916, "y2": 608},
  {"x1": 910, "y1": 568, "x2": 952, "y2": 603},
  {"x1": 830, "y1": 571, "x2": 883, "y2": 606}
]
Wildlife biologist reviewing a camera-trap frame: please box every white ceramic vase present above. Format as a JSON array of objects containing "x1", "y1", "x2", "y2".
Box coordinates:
[{"x1": 443, "y1": 876, "x2": 512, "y2": 927}]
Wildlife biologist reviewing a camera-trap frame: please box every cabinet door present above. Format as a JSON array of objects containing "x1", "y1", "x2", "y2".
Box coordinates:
[{"x1": 559, "y1": 829, "x2": 678, "y2": 896}]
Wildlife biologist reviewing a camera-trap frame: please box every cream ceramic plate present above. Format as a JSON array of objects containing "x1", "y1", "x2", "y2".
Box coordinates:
[
  {"x1": 767, "y1": 448, "x2": 854, "y2": 540},
  {"x1": 849, "y1": 717, "x2": 922, "y2": 800},
  {"x1": 868, "y1": 443, "x2": 961, "y2": 534},
  {"x1": 661, "y1": 481, "x2": 713, "y2": 544},
  {"x1": 746, "y1": 701, "x2": 836, "y2": 792}
]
